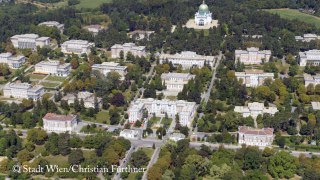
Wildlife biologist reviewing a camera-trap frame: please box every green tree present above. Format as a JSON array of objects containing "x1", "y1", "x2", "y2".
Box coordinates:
[
  {"x1": 131, "y1": 149, "x2": 150, "y2": 168},
  {"x1": 268, "y1": 151, "x2": 298, "y2": 179},
  {"x1": 68, "y1": 149, "x2": 84, "y2": 165}
]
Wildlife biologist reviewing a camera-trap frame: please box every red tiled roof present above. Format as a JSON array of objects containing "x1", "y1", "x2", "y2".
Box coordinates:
[
  {"x1": 239, "y1": 126, "x2": 273, "y2": 135},
  {"x1": 43, "y1": 113, "x2": 75, "y2": 121}
]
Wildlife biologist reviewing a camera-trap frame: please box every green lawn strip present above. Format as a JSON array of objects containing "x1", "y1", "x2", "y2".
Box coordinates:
[
  {"x1": 46, "y1": 76, "x2": 67, "y2": 82},
  {"x1": 264, "y1": 9, "x2": 320, "y2": 28}
]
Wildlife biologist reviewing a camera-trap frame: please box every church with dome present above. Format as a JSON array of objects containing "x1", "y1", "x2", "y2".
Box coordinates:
[{"x1": 195, "y1": 1, "x2": 212, "y2": 26}]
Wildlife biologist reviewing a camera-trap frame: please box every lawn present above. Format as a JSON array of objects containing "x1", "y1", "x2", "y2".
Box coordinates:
[
  {"x1": 46, "y1": 76, "x2": 67, "y2": 82},
  {"x1": 29, "y1": 74, "x2": 46, "y2": 80},
  {"x1": 140, "y1": 147, "x2": 154, "y2": 159},
  {"x1": 264, "y1": 9, "x2": 320, "y2": 28},
  {"x1": 81, "y1": 110, "x2": 110, "y2": 124},
  {"x1": 44, "y1": 155, "x2": 69, "y2": 167},
  {"x1": 41, "y1": 82, "x2": 60, "y2": 88},
  {"x1": 76, "y1": 0, "x2": 113, "y2": 9},
  {"x1": 160, "y1": 118, "x2": 172, "y2": 129}
]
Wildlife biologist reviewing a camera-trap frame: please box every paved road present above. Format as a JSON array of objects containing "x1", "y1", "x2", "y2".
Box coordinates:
[
  {"x1": 142, "y1": 147, "x2": 160, "y2": 180},
  {"x1": 113, "y1": 146, "x2": 135, "y2": 180}
]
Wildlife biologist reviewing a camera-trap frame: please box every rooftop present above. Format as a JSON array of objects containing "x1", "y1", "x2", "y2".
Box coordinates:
[
  {"x1": 312, "y1": 102, "x2": 320, "y2": 110},
  {"x1": 239, "y1": 126, "x2": 274, "y2": 136},
  {"x1": 43, "y1": 113, "x2": 76, "y2": 121}
]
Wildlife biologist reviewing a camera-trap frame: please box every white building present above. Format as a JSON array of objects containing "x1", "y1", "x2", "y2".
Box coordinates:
[
  {"x1": 0, "y1": 52, "x2": 26, "y2": 69},
  {"x1": 234, "y1": 102, "x2": 278, "y2": 119},
  {"x1": 92, "y1": 62, "x2": 127, "y2": 80},
  {"x1": 238, "y1": 126, "x2": 274, "y2": 147},
  {"x1": 128, "y1": 98, "x2": 196, "y2": 127},
  {"x1": 62, "y1": 92, "x2": 101, "y2": 108},
  {"x1": 169, "y1": 133, "x2": 186, "y2": 142},
  {"x1": 119, "y1": 129, "x2": 140, "y2": 139},
  {"x1": 235, "y1": 47, "x2": 271, "y2": 65},
  {"x1": 3, "y1": 82, "x2": 44, "y2": 100},
  {"x1": 304, "y1": 74, "x2": 320, "y2": 87},
  {"x1": 86, "y1": 25, "x2": 104, "y2": 36},
  {"x1": 61, "y1": 40, "x2": 94, "y2": 55},
  {"x1": 35, "y1": 60, "x2": 71, "y2": 77},
  {"x1": 43, "y1": 113, "x2": 77, "y2": 133},
  {"x1": 161, "y1": 73, "x2": 195, "y2": 92},
  {"x1": 235, "y1": 69, "x2": 274, "y2": 87},
  {"x1": 160, "y1": 51, "x2": 215, "y2": 69},
  {"x1": 111, "y1": 43, "x2": 146, "y2": 59},
  {"x1": 195, "y1": 1, "x2": 212, "y2": 26},
  {"x1": 299, "y1": 50, "x2": 320, "y2": 66},
  {"x1": 127, "y1": 30, "x2": 155, "y2": 40},
  {"x1": 39, "y1": 21, "x2": 64, "y2": 33},
  {"x1": 10, "y1": 34, "x2": 50, "y2": 50},
  {"x1": 295, "y1": 34, "x2": 319, "y2": 42},
  {"x1": 311, "y1": 102, "x2": 320, "y2": 111}
]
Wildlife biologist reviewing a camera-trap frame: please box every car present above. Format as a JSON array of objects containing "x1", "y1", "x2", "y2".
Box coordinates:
[{"x1": 133, "y1": 146, "x2": 136, "y2": 150}]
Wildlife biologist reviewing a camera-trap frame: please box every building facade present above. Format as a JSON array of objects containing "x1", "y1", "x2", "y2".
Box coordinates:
[
  {"x1": 92, "y1": 62, "x2": 127, "y2": 79},
  {"x1": 235, "y1": 69, "x2": 274, "y2": 87},
  {"x1": 62, "y1": 92, "x2": 101, "y2": 108},
  {"x1": 86, "y1": 25, "x2": 104, "y2": 36},
  {"x1": 119, "y1": 129, "x2": 140, "y2": 139},
  {"x1": 11, "y1": 34, "x2": 50, "y2": 50},
  {"x1": 39, "y1": 21, "x2": 64, "y2": 33},
  {"x1": 234, "y1": 102, "x2": 278, "y2": 119},
  {"x1": 3, "y1": 82, "x2": 44, "y2": 100},
  {"x1": 304, "y1": 73, "x2": 320, "y2": 87},
  {"x1": 43, "y1": 113, "x2": 77, "y2": 133},
  {"x1": 195, "y1": 1, "x2": 212, "y2": 26},
  {"x1": 235, "y1": 47, "x2": 271, "y2": 65},
  {"x1": 128, "y1": 98, "x2": 196, "y2": 127},
  {"x1": 161, "y1": 73, "x2": 195, "y2": 92},
  {"x1": 35, "y1": 60, "x2": 71, "y2": 77},
  {"x1": 111, "y1": 43, "x2": 146, "y2": 58},
  {"x1": 0, "y1": 52, "x2": 26, "y2": 69},
  {"x1": 127, "y1": 30, "x2": 155, "y2": 40},
  {"x1": 160, "y1": 51, "x2": 215, "y2": 69},
  {"x1": 238, "y1": 126, "x2": 274, "y2": 147},
  {"x1": 299, "y1": 50, "x2": 320, "y2": 66},
  {"x1": 61, "y1": 40, "x2": 94, "y2": 55},
  {"x1": 295, "y1": 34, "x2": 320, "y2": 42}
]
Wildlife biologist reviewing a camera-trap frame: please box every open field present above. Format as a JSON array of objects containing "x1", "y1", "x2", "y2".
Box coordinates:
[
  {"x1": 76, "y1": 0, "x2": 112, "y2": 9},
  {"x1": 29, "y1": 74, "x2": 46, "y2": 80},
  {"x1": 46, "y1": 75, "x2": 67, "y2": 82},
  {"x1": 41, "y1": 82, "x2": 60, "y2": 88},
  {"x1": 264, "y1": 9, "x2": 320, "y2": 28}
]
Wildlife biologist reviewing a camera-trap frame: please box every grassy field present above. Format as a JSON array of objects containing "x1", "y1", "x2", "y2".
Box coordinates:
[
  {"x1": 41, "y1": 82, "x2": 60, "y2": 88},
  {"x1": 264, "y1": 9, "x2": 320, "y2": 28},
  {"x1": 46, "y1": 76, "x2": 67, "y2": 82},
  {"x1": 76, "y1": 0, "x2": 112, "y2": 9},
  {"x1": 29, "y1": 74, "x2": 46, "y2": 80},
  {"x1": 45, "y1": 155, "x2": 69, "y2": 167}
]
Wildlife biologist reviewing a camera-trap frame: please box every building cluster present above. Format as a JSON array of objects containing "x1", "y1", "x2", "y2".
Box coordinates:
[
  {"x1": 161, "y1": 73, "x2": 195, "y2": 93},
  {"x1": 43, "y1": 113, "x2": 78, "y2": 133},
  {"x1": 169, "y1": 133, "x2": 186, "y2": 142},
  {"x1": 234, "y1": 102, "x2": 278, "y2": 119},
  {"x1": 92, "y1": 62, "x2": 127, "y2": 80},
  {"x1": 235, "y1": 47, "x2": 271, "y2": 65},
  {"x1": 62, "y1": 91, "x2": 102, "y2": 108},
  {"x1": 0, "y1": 52, "x2": 26, "y2": 69},
  {"x1": 38, "y1": 21, "x2": 64, "y2": 33},
  {"x1": 299, "y1": 49, "x2": 320, "y2": 66},
  {"x1": 11, "y1": 34, "x2": 50, "y2": 50},
  {"x1": 61, "y1": 40, "x2": 94, "y2": 55},
  {"x1": 304, "y1": 73, "x2": 320, "y2": 87},
  {"x1": 34, "y1": 60, "x2": 71, "y2": 77},
  {"x1": 111, "y1": 43, "x2": 146, "y2": 59},
  {"x1": 3, "y1": 82, "x2": 44, "y2": 101},
  {"x1": 295, "y1": 34, "x2": 320, "y2": 42},
  {"x1": 235, "y1": 69, "x2": 274, "y2": 87},
  {"x1": 160, "y1": 51, "x2": 215, "y2": 69},
  {"x1": 128, "y1": 98, "x2": 196, "y2": 127},
  {"x1": 127, "y1": 30, "x2": 155, "y2": 40},
  {"x1": 238, "y1": 126, "x2": 274, "y2": 147}
]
